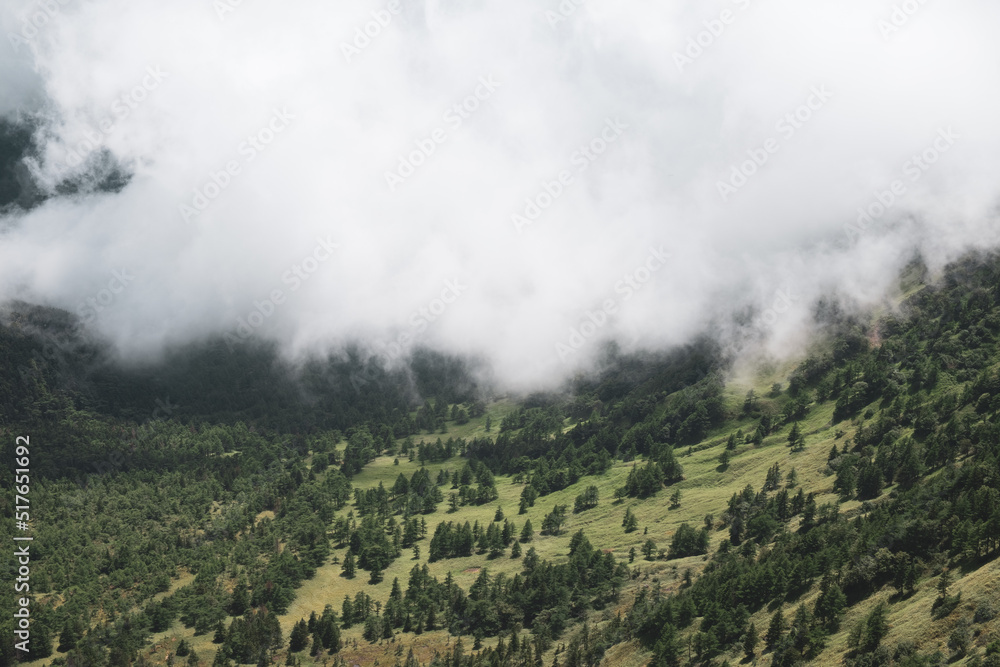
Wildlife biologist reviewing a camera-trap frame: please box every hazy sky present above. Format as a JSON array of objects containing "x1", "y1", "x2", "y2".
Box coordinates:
[{"x1": 1, "y1": 0, "x2": 999, "y2": 388}]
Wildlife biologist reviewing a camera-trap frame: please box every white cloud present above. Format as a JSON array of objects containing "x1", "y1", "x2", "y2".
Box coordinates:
[{"x1": 1, "y1": 0, "x2": 999, "y2": 389}]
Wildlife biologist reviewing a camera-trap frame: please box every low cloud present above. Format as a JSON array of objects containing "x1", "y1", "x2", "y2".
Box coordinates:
[{"x1": 1, "y1": 0, "x2": 999, "y2": 390}]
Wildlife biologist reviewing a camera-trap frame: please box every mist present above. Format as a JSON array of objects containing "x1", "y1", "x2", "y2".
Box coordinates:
[{"x1": 1, "y1": 0, "x2": 999, "y2": 390}]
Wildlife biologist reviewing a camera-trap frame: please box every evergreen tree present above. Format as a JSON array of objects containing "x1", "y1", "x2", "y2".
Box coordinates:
[
  {"x1": 59, "y1": 619, "x2": 80, "y2": 652},
  {"x1": 788, "y1": 422, "x2": 805, "y2": 451},
  {"x1": 766, "y1": 608, "x2": 785, "y2": 649},
  {"x1": 622, "y1": 507, "x2": 638, "y2": 533},
  {"x1": 743, "y1": 622, "x2": 759, "y2": 659},
  {"x1": 653, "y1": 623, "x2": 681, "y2": 667},
  {"x1": 937, "y1": 569, "x2": 952, "y2": 601},
  {"x1": 814, "y1": 579, "x2": 846, "y2": 631},
  {"x1": 726, "y1": 432, "x2": 737, "y2": 450},
  {"x1": 289, "y1": 620, "x2": 309, "y2": 653},
  {"x1": 718, "y1": 449, "x2": 730, "y2": 468},
  {"x1": 229, "y1": 581, "x2": 250, "y2": 616},
  {"x1": 341, "y1": 550, "x2": 356, "y2": 578},
  {"x1": 520, "y1": 519, "x2": 534, "y2": 542},
  {"x1": 862, "y1": 602, "x2": 889, "y2": 651}
]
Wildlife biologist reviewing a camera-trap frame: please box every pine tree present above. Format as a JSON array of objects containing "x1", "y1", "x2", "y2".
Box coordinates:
[
  {"x1": 341, "y1": 596, "x2": 354, "y2": 628},
  {"x1": 59, "y1": 619, "x2": 80, "y2": 651},
  {"x1": 669, "y1": 489, "x2": 681, "y2": 508},
  {"x1": 425, "y1": 605, "x2": 436, "y2": 631},
  {"x1": 341, "y1": 550, "x2": 356, "y2": 578},
  {"x1": 766, "y1": 608, "x2": 785, "y2": 649},
  {"x1": 289, "y1": 620, "x2": 309, "y2": 653},
  {"x1": 937, "y1": 569, "x2": 952, "y2": 602},
  {"x1": 903, "y1": 559, "x2": 919, "y2": 595},
  {"x1": 814, "y1": 579, "x2": 846, "y2": 631},
  {"x1": 743, "y1": 622, "x2": 759, "y2": 658},
  {"x1": 788, "y1": 422, "x2": 804, "y2": 451},
  {"x1": 654, "y1": 623, "x2": 681, "y2": 667},
  {"x1": 622, "y1": 507, "x2": 638, "y2": 533},
  {"x1": 862, "y1": 602, "x2": 889, "y2": 651},
  {"x1": 520, "y1": 519, "x2": 534, "y2": 542},
  {"x1": 718, "y1": 449, "x2": 730, "y2": 468},
  {"x1": 229, "y1": 580, "x2": 249, "y2": 616}
]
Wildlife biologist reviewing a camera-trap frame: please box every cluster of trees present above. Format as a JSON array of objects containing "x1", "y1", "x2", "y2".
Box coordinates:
[
  {"x1": 573, "y1": 485, "x2": 599, "y2": 513},
  {"x1": 615, "y1": 448, "x2": 683, "y2": 499},
  {"x1": 428, "y1": 518, "x2": 519, "y2": 561},
  {"x1": 217, "y1": 608, "x2": 284, "y2": 665},
  {"x1": 667, "y1": 523, "x2": 709, "y2": 559},
  {"x1": 289, "y1": 604, "x2": 341, "y2": 656},
  {"x1": 301, "y1": 533, "x2": 628, "y2": 654}
]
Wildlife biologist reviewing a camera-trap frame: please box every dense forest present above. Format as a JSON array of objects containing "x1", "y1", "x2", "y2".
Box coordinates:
[{"x1": 2, "y1": 251, "x2": 1000, "y2": 667}]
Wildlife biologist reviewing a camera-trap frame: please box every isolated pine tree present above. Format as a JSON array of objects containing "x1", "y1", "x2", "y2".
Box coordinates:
[
  {"x1": 520, "y1": 519, "x2": 534, "y2": 542},
  {"x1": 622, "y1": 508, "x2": 638, "y2": 533},
  {"x1": 341, "y1": 550, "x2": 356, "y2": 578}
]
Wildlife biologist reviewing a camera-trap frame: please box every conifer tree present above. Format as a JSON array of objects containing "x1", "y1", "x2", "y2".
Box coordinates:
[
  {"x1": 743, "y1": 622, "x2": 758, "y2": 659},
  {"x1": 341, "y1": 550, "x2": 356, "y2": 578},
  {"x1": 766, "y1": 608, "x2": 785, "y2": 649}
]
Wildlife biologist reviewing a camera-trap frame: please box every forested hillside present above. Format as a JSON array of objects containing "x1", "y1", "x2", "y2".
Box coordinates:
[{"x1": 2, "y1": 252, "x2": 1000, "y2": 667}]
